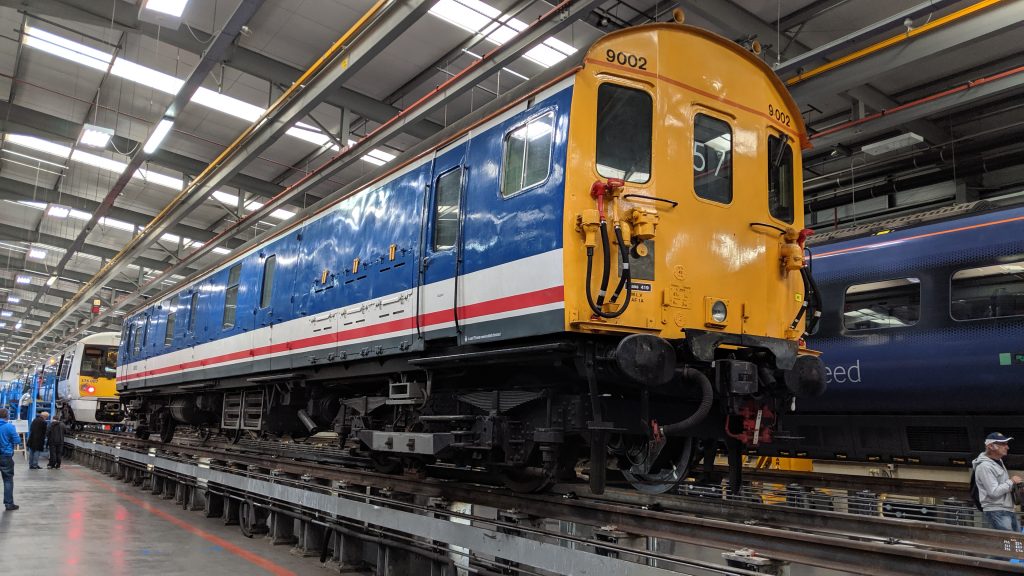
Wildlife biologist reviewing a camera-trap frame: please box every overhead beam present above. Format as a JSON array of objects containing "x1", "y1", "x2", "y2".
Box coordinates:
[
  {"x1": 809, "y1": 66, "x2": 1024, "y2": 151},
  {"x1": 1, "y1": 0, "x2": 265, "y2": 369},
  {"x1": 0, "y1": 175, "x2": 245, "y2": 250},
  {"x1": 0, "y1": 100, "x2": 295, "y2": 208},
  {"x1": 788, "y1": 2, "x2": 1024, "y2": 102},
  {"x1": 1, "y1": 0, "x2": 443, "y2": 140},
  {"x1": 3, "y1": 0, "x2": 433, "y2": 369}
]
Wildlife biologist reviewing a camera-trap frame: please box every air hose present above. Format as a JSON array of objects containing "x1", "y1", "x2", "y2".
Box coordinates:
[
  {"x1": 585, "y1": 180, "x2": 632, "y2": 318},
  {"x1": 660, "y1": 367, "x2": 714, "y2": 435}
]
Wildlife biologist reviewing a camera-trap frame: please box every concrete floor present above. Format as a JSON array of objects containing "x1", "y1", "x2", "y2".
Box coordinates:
[{"x1": 0, "y1": 454, "x2": 318, "y2": 576}]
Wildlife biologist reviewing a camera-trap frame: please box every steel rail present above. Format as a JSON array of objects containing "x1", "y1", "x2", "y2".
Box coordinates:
[{"x1": 70, "y1": 433, "x2": 1024, "y2": 575}]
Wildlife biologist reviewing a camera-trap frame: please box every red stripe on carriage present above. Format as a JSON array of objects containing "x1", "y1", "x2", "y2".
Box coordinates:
[{"x1": 120, "y1": 286, "x2": 563, "y2": 382}]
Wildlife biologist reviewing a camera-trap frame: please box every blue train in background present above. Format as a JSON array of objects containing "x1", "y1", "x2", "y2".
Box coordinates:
[{"x1": 770, "y1": 202, "x2": 1024, "y2": 467}]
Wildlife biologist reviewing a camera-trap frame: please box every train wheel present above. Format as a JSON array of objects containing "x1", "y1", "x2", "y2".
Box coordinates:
[
  {"x1": 370, "y1": 452, "x2": 403, "y2": 475},
  {"x1": 158, "y1": 412, "x2": 176, "y2": 444},
  {"x1": 496, "y1": 446, "x2": 572, "y2": 493},
  {"x1": 621, "y1": 436, "x2": 695, "y2": 494}
]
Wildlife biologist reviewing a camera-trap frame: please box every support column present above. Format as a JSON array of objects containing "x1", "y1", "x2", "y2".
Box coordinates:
[{"x1": 269, "y1": 511, "x2": 297, "y2": 546}]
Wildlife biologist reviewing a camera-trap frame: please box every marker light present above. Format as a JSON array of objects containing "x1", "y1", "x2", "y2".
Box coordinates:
[{"x1": 711, "y1": 300, "x2": 728, "y2": 323}]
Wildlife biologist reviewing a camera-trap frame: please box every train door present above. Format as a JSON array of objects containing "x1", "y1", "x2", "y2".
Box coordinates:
[{"x1": 418, "y1": 144, "x2": 467, "y2": 342}]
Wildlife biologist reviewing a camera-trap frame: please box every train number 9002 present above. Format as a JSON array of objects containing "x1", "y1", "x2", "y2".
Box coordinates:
[
  {"x1": 768, "y1": 104, "x2": 791, "y2": 127},
  {"x1": 606, "y1": 49, "x2": 647, "y2": 70}
]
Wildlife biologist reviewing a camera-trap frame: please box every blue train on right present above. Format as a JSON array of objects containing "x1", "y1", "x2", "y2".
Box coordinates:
[{"x1": 769, "y1": 202, "x2": 1024, "y2": 468}]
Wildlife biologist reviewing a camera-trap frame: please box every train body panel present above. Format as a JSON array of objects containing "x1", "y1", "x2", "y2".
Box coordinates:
[
  {"x1": 117, "y1": 22, "x2": 823, "y2": 494},
  {"x1": 561, "y1": 25, "x2": 809, "y2": 342},
  {"x1": 769, "y1": 205, "x2": 1024, "y2": 465}
]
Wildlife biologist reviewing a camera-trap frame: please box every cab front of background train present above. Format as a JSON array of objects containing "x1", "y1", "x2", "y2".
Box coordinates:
[{"x1": 117, "y1": 21, "x2": 822, "y2": 494}]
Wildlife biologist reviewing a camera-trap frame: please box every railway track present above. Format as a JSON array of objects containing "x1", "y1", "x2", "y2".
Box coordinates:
[{"x1": 68, "y1": 430, "x2": 1024, "y2": 575}]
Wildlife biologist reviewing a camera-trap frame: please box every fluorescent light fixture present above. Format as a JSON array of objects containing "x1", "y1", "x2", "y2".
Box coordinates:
[
  {"x1": 192, "y1": 88, "x2": 263, "y2": 122},
  {"x1": 7, "y1": 296, "x2": 19, "y2": 304},
  {"x1": 0, "y1": 322, "x2": 5, "y2": 328},
  {"x1": 6, "y1": 134, "x2": 72, "y2": 160},
  {"x1": 861, "y1": 132, "x2": 924, "y2": 156},
  {"x1": 15, "y1": 275, "x2": 32, "y2": 284},
  {"x1": 22, "y1": 26, "x2": 113, "y2": 71},
  {"x1": 14, "y1": 321, "x2": 22, "y2": 329},
  {"x1": 79, "y1": 124, "x2": 114, "y2": 148},
  {"x1": 111, "y1": 59, "x2": 184, "y2": 95},
  {"x1": 143, "y1": 118, "x2": 174, "y2": 155},
  {"x1": 212, "y1": 247, "x2": 231, "y2": 255},
  {"x1": 27, "y1": 247, "x2": 46, "y2": 259},
  {"x1": 270, "y1": 209, "x2": 295, "y2": 220},
  {"x1": 45, "y1": 276, "x2": 57, "y2": 287},
  {"x1": 142, "y1": 0, "x2": 189, "y2": 17},
  {"x1": 428, "y1": 0, "x2": 576, "y2": 68},
  {"x1": 0, "y1": 311, "x2": 12, "y2": 317}
]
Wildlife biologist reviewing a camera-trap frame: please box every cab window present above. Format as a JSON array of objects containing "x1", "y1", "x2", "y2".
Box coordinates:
[
  {"x1": 693, "y1": 114, "x2": 733, "y2": 203},
  {"x1": 768, "y1": 134, "x2": 794, "y2": 223},
  {"x1": 502, "y1": 111, "x2": 554, "y2": 197},
  {"x1": 844, "y1": 278, "x2": 920, "y2": 330},
  {"x1": 951, "y1": 260, "x2": 1024, "y2": 320},
  {"x1": 596, "y1": 84, "x2": 651, "y2": 184}
]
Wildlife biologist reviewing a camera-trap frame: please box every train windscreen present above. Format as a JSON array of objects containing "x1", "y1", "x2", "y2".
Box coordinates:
[{"x1": 80, "y1": 346, "x2": 118, "y2": 378}]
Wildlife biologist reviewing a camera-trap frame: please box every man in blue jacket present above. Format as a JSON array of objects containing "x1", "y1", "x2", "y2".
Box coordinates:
[
  {"x1": 0, "y1": 407, "x2": 22, "y2": 510},
  {"x1": 972, "y1": 432, "x2": 1023, "y2": 531}
]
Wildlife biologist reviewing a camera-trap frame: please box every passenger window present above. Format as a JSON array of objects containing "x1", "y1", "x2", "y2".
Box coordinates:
[
  {"x1": 767, "y1": 134, "x2": 794, "y2": 223},
  {"x1": 260, "y1": 255, "x2": 276, "y2": 309},
  {"x1": 596, "y1": 84, "x2": 651, "y2": 184},
  {"x1": 843, "y1": 278, "x2": 920, "y2": 330},
  {"x1": 132, "y1": 323, "x2": 144, "y2": 354},
  {"x1": 187, "y1": 292, "x2": 199, "y2": 332},
  {"x1": 693, "y1": 114, "x2": 733, "y2": 203},
  {"x1": 951, "y1": 260, "x2": 1024, "y2": 320},
  {"x1": 223, "y1": 264, "x2": 242, "y2": 329},
  {"x1": 164, "y1": 298, "x2": 176, "y2": 346},
  {"x1": 502, "y1": 111, "x2": 554, "y2": 197},
  {"x1": 433, "y1": 168, "x2": 462, "y2": 251}
]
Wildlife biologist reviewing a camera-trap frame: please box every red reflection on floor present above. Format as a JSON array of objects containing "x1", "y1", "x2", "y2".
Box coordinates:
[{"x1": 71, "y1": 468, "x2": 297, "y2": 576}]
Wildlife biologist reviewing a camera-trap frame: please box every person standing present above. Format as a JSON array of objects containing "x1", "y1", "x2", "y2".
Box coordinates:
[
  {"x1": 26, "y1": 411, "x2": 48, "y2": 470},
  {"x1": 0, "y1": 407, "x2": 21, "y2": 510},
  {"x1": 46, "y1": 416, "x2": 65, "y2": 469},
  {"x1": 972, "y1": 432, "x2": 1023, "y2": 531}
]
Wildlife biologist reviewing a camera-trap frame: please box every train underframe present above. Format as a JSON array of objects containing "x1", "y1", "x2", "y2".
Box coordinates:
[{"x1": 122, "y1": 332, "x2": 823, "y2": 494}]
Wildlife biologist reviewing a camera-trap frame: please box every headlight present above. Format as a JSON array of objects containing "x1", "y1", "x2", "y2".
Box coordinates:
[{"x1": 711, "y1": 300, "x2": 728, "y2": 323}]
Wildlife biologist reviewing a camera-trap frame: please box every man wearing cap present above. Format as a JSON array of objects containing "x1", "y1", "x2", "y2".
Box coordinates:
[{"x1": 973, "y1": 432, "x2": 1023, "y2": 531}]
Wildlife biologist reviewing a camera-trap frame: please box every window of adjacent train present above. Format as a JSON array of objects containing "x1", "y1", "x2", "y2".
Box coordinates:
[
  {"x1": 223, "y1": 263, "x2": 242, "y2": 329},
  {"x1": 164, "y1": 298, "x2": 176, "y2": 346},
  {"x1": 693, "y1": 114, "x2": 733, "y2": 203},
  {"x1": 433, "y1": 168, "x2": 462, "y2": 251},
  {"x1": 58, "y1": 354, "x2": 73, "y2": 380},
  {"x1": 596, "y1": 84, "x2": 651, "y2": 184},
  {"x1": 81, "y1": 345, "x2": 116, "y2": 378},
  {"x1": 260, "y1": 255, "x2": 276, "y2": 309},
  {"x1": 502, "y1": 111, "x2": 554, "y2": 197},
  {"x1": 187, "y1": 292, "x2": 199, "y2": 332},
  {"x1": 767, "y1": 134, "x2": 794, "y2": 223},
  {"x1": 843, "y1": 278, "x2": 920, "y2": 330},
  {"x1": 951, "y1": 261, "x2": 1024, "y2": 320}
]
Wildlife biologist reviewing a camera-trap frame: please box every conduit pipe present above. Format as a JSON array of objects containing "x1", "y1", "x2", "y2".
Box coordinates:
[{"x1": 785, "y1": 0, "x2": 1005, "y2": 85}]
